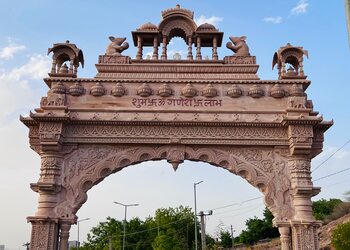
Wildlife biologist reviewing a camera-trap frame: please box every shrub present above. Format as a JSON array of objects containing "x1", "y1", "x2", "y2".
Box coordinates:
[{"x1": 331, "y1": 221, "x2": 350, "y2": 250}]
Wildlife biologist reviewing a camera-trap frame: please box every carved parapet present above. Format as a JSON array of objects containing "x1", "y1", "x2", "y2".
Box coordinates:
[
  {"x1": 98, "y1": 55, "x2": 131, "y2": 64},
  {"x1": 223, "y1": 55, "x2": 256, "y2": 64}
]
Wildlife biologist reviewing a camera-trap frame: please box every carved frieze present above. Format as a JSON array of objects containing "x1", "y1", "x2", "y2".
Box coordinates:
[{"x1": 40, "y1": 94, "x2": 66, "y2": 107}]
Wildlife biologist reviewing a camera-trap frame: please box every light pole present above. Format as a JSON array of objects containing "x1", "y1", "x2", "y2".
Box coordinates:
[
  {"x1": 77, "y1": 217, "x2": 90, "y2": 248},
  {"x1": 114, "y1": 201, "x2": 139, "y2": 250},
  {"x1": 194, "y1": 180, "x2": 203, "y2": 250}
]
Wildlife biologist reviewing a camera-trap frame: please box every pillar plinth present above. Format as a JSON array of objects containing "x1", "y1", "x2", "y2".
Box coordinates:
[{"x1": 28, "y1": 217, "x2": 59, "y2": 250}]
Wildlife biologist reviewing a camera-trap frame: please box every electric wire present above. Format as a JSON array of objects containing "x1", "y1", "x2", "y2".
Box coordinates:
[
  {"x1": 313, "y1": 167, "x2": 350, "y2": 182},
  {"x1": 312, "y1": 138, "x2": 350, "y2": 173}
]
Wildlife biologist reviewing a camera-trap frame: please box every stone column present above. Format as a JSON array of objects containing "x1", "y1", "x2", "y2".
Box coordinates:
[
  {"x1": 136, "y1": 36, "x2": 143, "y2": 60},
  {"x1": 59, "y1": 223, "x2": 71, "y2": 250},
  {"x1": 287, "y1": 124, "x2": 321, "y2": 250},
  {"x1": 279, "y1": 226, "x2": 292, "y2": 250},
  {"x1": 161, "y1": 35, "x2": 167, "y2": 60},
  {"x1": 187, "y1": 36, "x2": 193, "y2": 60},
  {"x1": 68, "y1": 59, "x2": 74, "y2": 74},
  {"x1": 51, "y1": 59, "x2": 57, "y2": 74},
  {"x1": 212, "y1": 36, "x2": 218, "y2": 60},
  {"x1": 152, "y1": 36, "x2": 158, "y2": 60},
  {"x1": 196, "y1": 37, "x2": 202, "y2": 60}
]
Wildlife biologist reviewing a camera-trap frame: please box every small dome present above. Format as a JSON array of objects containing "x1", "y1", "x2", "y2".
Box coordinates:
[
  {"x1": 138, "y1": 22, "x2": 158, "y2": 31},
  {"x1": 197, "y1": 23, "x2": 217, "y2": 31}
]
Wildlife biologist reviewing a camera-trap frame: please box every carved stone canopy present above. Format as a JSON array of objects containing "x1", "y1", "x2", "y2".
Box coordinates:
[
  {"x1": 272, "y1": 43, "x2": 308, "y2": 80},
  {"x1": 47, "y1": 41, "x2": 84, "y2": 78}
]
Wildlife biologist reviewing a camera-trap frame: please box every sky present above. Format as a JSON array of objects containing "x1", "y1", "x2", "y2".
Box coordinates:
[{"x1": 0, "y1": 0, "x2": 349, "y2": 249}]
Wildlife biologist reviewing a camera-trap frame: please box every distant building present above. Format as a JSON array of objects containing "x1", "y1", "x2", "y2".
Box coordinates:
[
  {"x1": 68, "y1": 241, "x2": 79, "y2": 249},
  {"x1": 0, "y1": 245, "x2": 5, "y2": 250}
]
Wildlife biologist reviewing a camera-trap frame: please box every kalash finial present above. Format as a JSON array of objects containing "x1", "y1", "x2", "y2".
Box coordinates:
[{"x1": 176, "y1": 4, "x2": 180, "y2": 8}]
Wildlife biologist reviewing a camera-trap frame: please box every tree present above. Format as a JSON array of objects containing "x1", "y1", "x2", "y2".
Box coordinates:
[
  {"x1": 237, "y1": 208, "x2": 279, "y2": 245},
  {"x1": 312, "y1": 198, "x2": 342, "y2": 221},
  {"x1": 78, "y1": 206, "x2": 196, "y2": 249},
  {"x1": 219, "y1": 230, "x2": 233, "y2": 248},
  {"x1": 332, "y1": 222, "x2": 350, "y2": 250}
]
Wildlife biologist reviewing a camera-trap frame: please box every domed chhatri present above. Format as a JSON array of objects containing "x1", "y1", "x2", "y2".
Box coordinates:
[
  {"x1": 137, "y1": 83, "x2": 153, "y2": 97},
  {"x1": 111, "y1": 82, "x2": 126, "y2": 97},
  {"x1": 227, "y1": 84, "x2": 243, "y2": 98},
  {"x1": 90, "y1": 82, "x2": 106, "y2": 97},
  {"x1": 196, "y1": 23, "x2": 217, "y2": 32},
  {"x1": 158, "y1": 83, "x2": 173, "y2": 97},
  {"x1": 137, "y1": 22, "x2": 158, "y2": 31}
]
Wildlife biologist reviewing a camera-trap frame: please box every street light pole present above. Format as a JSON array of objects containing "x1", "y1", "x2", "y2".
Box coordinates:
[
  {"x1": 194, "y1": 181, "x2": 203, "y2": 250},
  {"x1": 114, "y1": 201, "x2": 139, "y2": 250},
  {"x1": 77, "y1": 218, "x2": 90, "y2": 248}
]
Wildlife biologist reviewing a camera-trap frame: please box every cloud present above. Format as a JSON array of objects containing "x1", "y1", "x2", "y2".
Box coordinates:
[
  {"x1": 0, "y1": 43, "x2": 26, "y2": 60},
  {"x1": 0, "y1": 54, "x2": 50, "y2": 123},
  {"x1": 195, "y1": 15, "x2": 223, "y2": 27},
  {"x1": 290, "y1": 0, "x2": 309, "y2": 15},
  {"x1": 263, "y1": 16, "x2": 283, "y2": 24}
]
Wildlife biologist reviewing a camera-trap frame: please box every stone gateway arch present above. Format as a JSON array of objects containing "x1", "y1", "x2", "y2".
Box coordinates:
[{"x1": 21, "y1": 5, "x2": 332, "y2": 250}]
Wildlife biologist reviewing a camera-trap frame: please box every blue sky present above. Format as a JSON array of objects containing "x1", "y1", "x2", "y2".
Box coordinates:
[{"x1": 0, "y1": 0, "x2": 349, "y2": 249}]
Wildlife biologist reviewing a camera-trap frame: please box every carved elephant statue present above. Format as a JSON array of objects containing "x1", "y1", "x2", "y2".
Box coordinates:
[
  {"x1": 226, "y1": 36, "x2": 250, "y2": 56},
  {"x1": 105, "y1": 36, "x2": 129, "y2": 56}
]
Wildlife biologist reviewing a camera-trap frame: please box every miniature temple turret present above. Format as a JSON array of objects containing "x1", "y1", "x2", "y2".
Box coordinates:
[
  {"x1": 272, "y1": 43, "x2": 308, "y2": 79},
  {"x1": 47, "y1": 41, "x2": 84, "y2": 78}
]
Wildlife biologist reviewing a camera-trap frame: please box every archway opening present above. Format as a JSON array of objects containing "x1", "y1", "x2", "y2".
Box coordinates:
[{"x1": 72, "y1": 160, "x2": 266, "y2": 246}]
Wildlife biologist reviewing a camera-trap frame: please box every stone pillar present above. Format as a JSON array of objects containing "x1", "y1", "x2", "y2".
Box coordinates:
[
  {"x1": 279, "y1": 226, "x2": 291, "y2": 250},
  {"x1": 187, "y1": 36, "x2": 193, "y2": 60},
  {"x1": 161, "y1": 35, "x2": 167, "y2": 60},
  {"x1": 212, "y1": 36, "x2": 218, "y2": 60},
  {"x1": 51, "y1": 59, "x2": 57, "y2": 74},
  {"x1": 136, "y1": 36, "x2": 142, "y2": 60},
  {"x1": 28, "y1": 218, "x2": 59, "y2": 250},
  {"x1": 152, "y1": 36, "x2": 158, "y2": 60},
  {"x1": 196, "y1": 37, "x2": 202, "y2": 60},
  {"x1": 59, "y1": 223, "x2": 71, "y2": 250},
  {"x1": 287, "y1": 124, "x2": 321, "y2": 250},
  {"x1": 68, "y1": 59, "x2": 74, "y2": 74}
]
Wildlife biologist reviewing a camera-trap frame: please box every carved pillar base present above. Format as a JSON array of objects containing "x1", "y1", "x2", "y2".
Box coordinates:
[
  {"x1": 28, "y1": 217, "x2": 59, "y2": 250},
  {"x1": 291, "y1": 222, "x2": 320, "y2": 250},
  {"x1": 279, "y1": 226, "x2": 292, "y2": 250}
]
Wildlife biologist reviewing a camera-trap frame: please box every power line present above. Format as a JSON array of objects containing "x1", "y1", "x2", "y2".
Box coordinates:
[
  {"x1": 207, "y1": 196, "x2": 262, "y2": 211},
  {"x1": 314, "y1": 167, "x2": 350, "y2": 182},
  {"x1": 312, "y1": 138, "x2": 350, "y2": 173}
]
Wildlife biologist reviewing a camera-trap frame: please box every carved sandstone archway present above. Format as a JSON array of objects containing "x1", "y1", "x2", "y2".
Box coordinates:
[{"x1": 22, "y1": 5, "x2": 331, "y2": 250}]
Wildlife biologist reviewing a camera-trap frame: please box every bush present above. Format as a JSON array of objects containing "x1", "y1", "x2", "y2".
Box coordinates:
[
  {"x1": 331, "y1": 221, "x2": 350, "y2": 250},
  {"x1": 324, "y1": 202, "x2": 350, "y2": 224}
]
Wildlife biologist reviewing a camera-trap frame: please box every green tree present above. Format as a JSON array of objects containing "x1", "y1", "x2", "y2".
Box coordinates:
[
  {"x1": 219, "y1": 230, "x2": 233, "y2": 248},
  {"x1": 237, "y1": 208, "x2": 279, "y2": 245},
  {"x1": 312, "y1": 198, "x2": 342, "y2": 221},
  {"x1": 332, "y1": 222, "x2": 350, "y2": 250}
]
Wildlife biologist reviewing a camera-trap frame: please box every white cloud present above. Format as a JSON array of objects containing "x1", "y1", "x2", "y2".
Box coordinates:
[
  {"x1": 263, "y1": 16, "x2": 283, "y2": 24},
  {"x1": 0, "y1": 43, "x2": 26, "y2": 60},
  {"x1": 290, "y1": 0, "x2": 309, "y2": 15},
  {"x1": 0, "y1": 54, "x2": 50, "y2": 123},
  {"x1": 195, "y1": 15, "x2": 223, "y2": 27}
]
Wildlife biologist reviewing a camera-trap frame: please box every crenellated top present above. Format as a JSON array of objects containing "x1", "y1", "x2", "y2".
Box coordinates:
[{"x1": 161, "y1": 4, "x2": 194, "y2": 20}]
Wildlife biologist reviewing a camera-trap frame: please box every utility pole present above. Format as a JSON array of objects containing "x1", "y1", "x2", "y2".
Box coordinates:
[
  {"x1": 199, "y1": 210, "x2": 213, "y2": 250},
  {"x1": 230, "y1": 225, "x2": 235, "y2": 249},
  {"x1": 22, "y1": 242, "x2": 30, "y2": 250},
  {"x1": 194, "y1": 181, "x2": 203, "y2": 250},
  {"x1": 114, "y1": 201, "x2": 139, "y2": 250}
]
